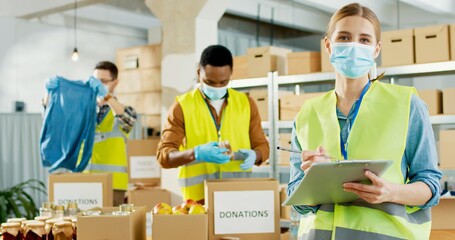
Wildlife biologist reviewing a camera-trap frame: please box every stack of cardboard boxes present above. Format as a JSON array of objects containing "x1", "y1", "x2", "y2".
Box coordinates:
[{"x1": 115, "y1": 44, "x2": 162, "y2": 132}]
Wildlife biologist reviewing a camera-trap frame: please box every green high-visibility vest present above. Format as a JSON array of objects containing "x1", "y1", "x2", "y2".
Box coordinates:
[
  {"x1": 295, "y1": 81, "x2": 430, "y2": 239},
  {"x1": 177, "y1": 88, "x2": 251, "y2": 201},
  {"x1": 86, "y1": 109, "x2": 129, "y2": 190}
]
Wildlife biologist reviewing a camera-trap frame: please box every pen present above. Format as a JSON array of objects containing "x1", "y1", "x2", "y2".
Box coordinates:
[
  {"x1": 276, "y1": 146, "x2": 301, "y2": 154},
  {"x1": 276, "y1": 146, "x2": 336, "y2": 160}
]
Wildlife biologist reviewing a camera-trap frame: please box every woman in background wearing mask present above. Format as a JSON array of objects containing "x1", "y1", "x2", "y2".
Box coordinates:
[
  {"x1": 287, "y1": 3, "x2": 441, "y2": 239},
  {"x1": 157, "y1": 45, "x2": 269, "y2": 204}
]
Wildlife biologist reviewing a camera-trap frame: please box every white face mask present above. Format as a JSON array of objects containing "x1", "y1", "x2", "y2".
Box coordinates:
[{"x1": 201, "y1": 82, "x2": 227, "y2": 100}]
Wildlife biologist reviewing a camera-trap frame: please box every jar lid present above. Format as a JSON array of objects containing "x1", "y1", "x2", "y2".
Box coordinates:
[
  {"x1": 1, "y1": 222, "x2": 21, "y2": 228},
  {"x1": 34, "y1": 216, "x2": 52, "y2": 221},
  {"x1": 26, "y1": 221, "x2": 45, "y2": 227},
  {"x1": 45, "y1": 218, "x2": 62, "y2": 224},
  {"x1": 54, "y1": 205, "x2": 65, "y2": 211},
  {"x1": 54, "y1": 221, "x2": 72, "y2": 227},
  {"x1": 6, "y1": 217, "x2": 26, "y2": 223}
]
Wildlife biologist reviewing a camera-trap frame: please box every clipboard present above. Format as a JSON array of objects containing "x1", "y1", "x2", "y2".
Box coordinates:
[{"x1": 282, "y1": 160, "x2": 393, "y2": 206}]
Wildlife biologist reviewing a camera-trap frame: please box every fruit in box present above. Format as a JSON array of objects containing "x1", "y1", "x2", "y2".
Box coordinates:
[{"x1": 152, "y1": 202, "x2": 172, "y2": 215}]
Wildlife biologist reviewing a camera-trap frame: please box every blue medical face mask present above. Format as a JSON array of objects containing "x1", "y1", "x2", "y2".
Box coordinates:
[
  {"x1": 330, "y1": 42, "x2": 376, "y2": 79},
  {"x1": 201, "y1": 82, "x2": 227, "y2": 100}
]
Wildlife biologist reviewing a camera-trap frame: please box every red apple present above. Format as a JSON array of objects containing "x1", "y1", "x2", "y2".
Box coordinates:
[
  {"x1": 188, "y1": 204, "x2": 206, "y2": 214},
  {"x1": 152, "y1": 202, "x2": 172, "y2": 215},
  {"x1": 181, "y1": 199, "x2": 197, "y2": 212}
]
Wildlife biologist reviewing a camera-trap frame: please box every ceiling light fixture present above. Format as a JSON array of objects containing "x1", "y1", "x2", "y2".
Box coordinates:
[{"x1": 71, "y1": 0, "x2": 79, "y2": 61}]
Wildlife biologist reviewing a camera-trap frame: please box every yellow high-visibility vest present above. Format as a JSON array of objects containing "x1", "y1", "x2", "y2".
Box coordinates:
[
  {"x1": 177, "y1": 88, "x2": 251, "y2": 201},
  {"x1": 86, "y1": 109, "x2": 128, "y2": 190},
  {"x1": 295, "y1": 81, "x2": 430, "y2": 239}
]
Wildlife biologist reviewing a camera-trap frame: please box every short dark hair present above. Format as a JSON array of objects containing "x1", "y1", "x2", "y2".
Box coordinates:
[
  {"x1": 199, "y1": 45, "x2": 233, "y2": 69},
  {"x1": 94, "y1": 61, "x2": 118, "y2": 80}
]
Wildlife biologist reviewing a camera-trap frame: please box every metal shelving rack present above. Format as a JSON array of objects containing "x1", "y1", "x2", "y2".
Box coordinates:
[{"x1": 231, "y1": 60, "x2": 455, "y2": 180}]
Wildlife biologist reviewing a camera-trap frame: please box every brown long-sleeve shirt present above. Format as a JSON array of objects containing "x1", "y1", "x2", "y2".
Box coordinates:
[{"x1": 157, "y1": 89, "x2": 269, "y2": 168}]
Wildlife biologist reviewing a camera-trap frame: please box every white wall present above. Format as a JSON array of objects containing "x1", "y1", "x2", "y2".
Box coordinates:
[{"x1": 0, "y1": 15, "x2": 148, "y2": 113}]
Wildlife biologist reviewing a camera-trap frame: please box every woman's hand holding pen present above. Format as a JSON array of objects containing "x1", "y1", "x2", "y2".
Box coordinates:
[{"x1": 300, "y1": 146, "x2": 331, "y2": 174}]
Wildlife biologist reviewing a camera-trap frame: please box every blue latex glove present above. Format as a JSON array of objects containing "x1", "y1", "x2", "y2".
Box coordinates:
[
  {"x1": 45, "y1": 76, "x2": 59, "y2": 91},
  {"x1": 239, "y1": 149, "x2": 256, "y2": 170},
  {"x1": 88, "y1": 76, "x2": 107, "y2": 97},
  {"x1": 194, "y1": 142, "x2": 230, "y2": 164}
]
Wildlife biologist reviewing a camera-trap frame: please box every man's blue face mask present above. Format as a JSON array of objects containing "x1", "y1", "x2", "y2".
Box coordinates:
[
  {"x1": 201, "y1": 82, "x2": 227, "y2": 100},
  {"x1": 330, "y1": 42, "x2": 376, "y2": 79}
]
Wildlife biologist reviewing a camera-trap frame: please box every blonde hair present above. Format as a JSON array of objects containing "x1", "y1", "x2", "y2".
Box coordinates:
[{"x1": 326, "y1": 3, "x2": 381, "y2": 43}]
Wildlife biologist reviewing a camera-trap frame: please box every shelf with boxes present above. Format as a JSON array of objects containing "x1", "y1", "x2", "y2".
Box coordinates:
[
  {"x1": 231, "y1": 59, "x2": 455, "y2": 179},
  {"x1": 115, "y1": 44, "x2": 162, "y2": 135}
]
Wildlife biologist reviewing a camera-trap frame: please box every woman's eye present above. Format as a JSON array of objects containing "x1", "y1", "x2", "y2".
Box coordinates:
[
  {"x1": 360, "y1": 38, "x2": 371, "y2": 44},
  {"x1": 337, "y1": 36, "x2": 349, "y2": 41}
]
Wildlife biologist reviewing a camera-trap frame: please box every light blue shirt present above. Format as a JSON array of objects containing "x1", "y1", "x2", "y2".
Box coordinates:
[{"x1": 288, "y1": 94, "x2": 442, "y2": 214}]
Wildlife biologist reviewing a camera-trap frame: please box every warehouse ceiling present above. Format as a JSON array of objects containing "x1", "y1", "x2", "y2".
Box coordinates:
[{"x1": 1, "y1": 0, "x2": 455, "y2": 34}]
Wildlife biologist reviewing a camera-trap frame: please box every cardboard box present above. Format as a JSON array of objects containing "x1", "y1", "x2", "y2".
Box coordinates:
[
  {"x1": 417, "y1": 90, "x2": 442, "y2": 115},
  {"x1": 127, "y1": 139, "x2": 161, "y2": 186},
  {"x1": 205, "y1": 178, "x2": 280, "y2": 240},
  {"x1": 127, "y1": 188, "x2": 170, "y2": 212},
  {"x1": 116, "y1": 44, "x2": 161, "y2": 71},
  {"x1": 443, "y1": 88, "x2": 455, "y2": 114},
  {"x1": 280, "y1": 93, "x2": 324, "y2": 120},
  {"x1": 117, "y1": 92, "x2": 161, "y2": 115},
  {"x1": 232, "y1": 56, "x2": 249, "y2": 80},
  {"x1": 415, "y1": 25, "x2": 450, "y2": 63},
  {"x1": 78, "y1": 206, "x2": 146, "y2": 240},
  {"x1": 152, "y1": 214, "x2": 208, "y2": 240},
  {"x1": 117, "y1": 70, "x2": 141, "y2": 93},
  {"x1": 431, "y1": 198, "x2": 455, "y2": 229},
  {"x1": 278, "y1": 134, "x2": 292, "y2": 166},
  {"x1": 439, "y1": 130, "x2": 455, "y2": 169},
  {"x1": 287, "y1": 52, "x2": 321, "y2": 75},
  {"x1": 320, "y1": 39, "x2": 334, "y2": 72},
  {"x1": 279, "y1": 185, "x2": 291, "y2": 220},
  {"x1": 117, "y1": 68, "x2": 161, "y2": 94},
  {"x1": 247, "y1": 46, "x2": 291, "y2": 78},
  {"x1": 249, "y1": 89, "x2": 269, "y2": 121},
  {"x1": 48, "y1": 173, "x2": 113, "y2": 210},
  {"x1": 381, "y1": 29, "x2": 414, "y2": 66},
  {"x1": 451, "y1": 24, "x2": 455, "y2": 60}
]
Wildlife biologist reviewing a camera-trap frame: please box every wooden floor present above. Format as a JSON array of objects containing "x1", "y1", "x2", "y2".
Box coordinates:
[{"x1": 430, "y1": 230, "x2": 455, "y2": 240}]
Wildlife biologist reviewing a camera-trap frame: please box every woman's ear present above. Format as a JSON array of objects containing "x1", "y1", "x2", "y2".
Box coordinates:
[
  {"x1": 374, "y1": 41, "x2": 382, "y2": 59},
  {"x1": 324, "y1": 37, "x2": 331, "y2": 55}
]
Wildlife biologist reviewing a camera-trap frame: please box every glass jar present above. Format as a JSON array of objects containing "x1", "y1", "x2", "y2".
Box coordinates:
[
  {"x1": 119, "y1": 203, "x2": 135, "y2": 213},
  {"x1": 82, "y1": 210, "x2": 101, "y2": 216},
  {"x1": 1, "y1": 222, "x2": 21, "y2": 240},
  {"x1": 53, "y1": 205, "x2": 65, "y2": 218},
  {"x1": 52, "y1": 221, "x2": 74, "y2": 240},
  {"x1": 24, "y1": 220, "x2": 46, "y2": 240},
  {"x1": 45, "y1": 218, "x2": 62, "y2": 240},
  {"x1": 39, "y1": 202, "x2": 54, "y2": 217},
  {"x1": 66, "y1": 202, "x2": 79, "y2": 217}
]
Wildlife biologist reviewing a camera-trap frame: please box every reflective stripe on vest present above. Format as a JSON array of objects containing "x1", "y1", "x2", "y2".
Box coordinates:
[
  {"x1": 86, "y1": 163, "x2": 127, "y2": 173},
  {"x1": 88, "y1": 109, "x2": 129, "y2": 190},
  {"x1": 295, "y1": 81, "x2": 429, "y2": 239},
  {"x1": 177, "y1": 88, "x2": 251, "y2": 201}
]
